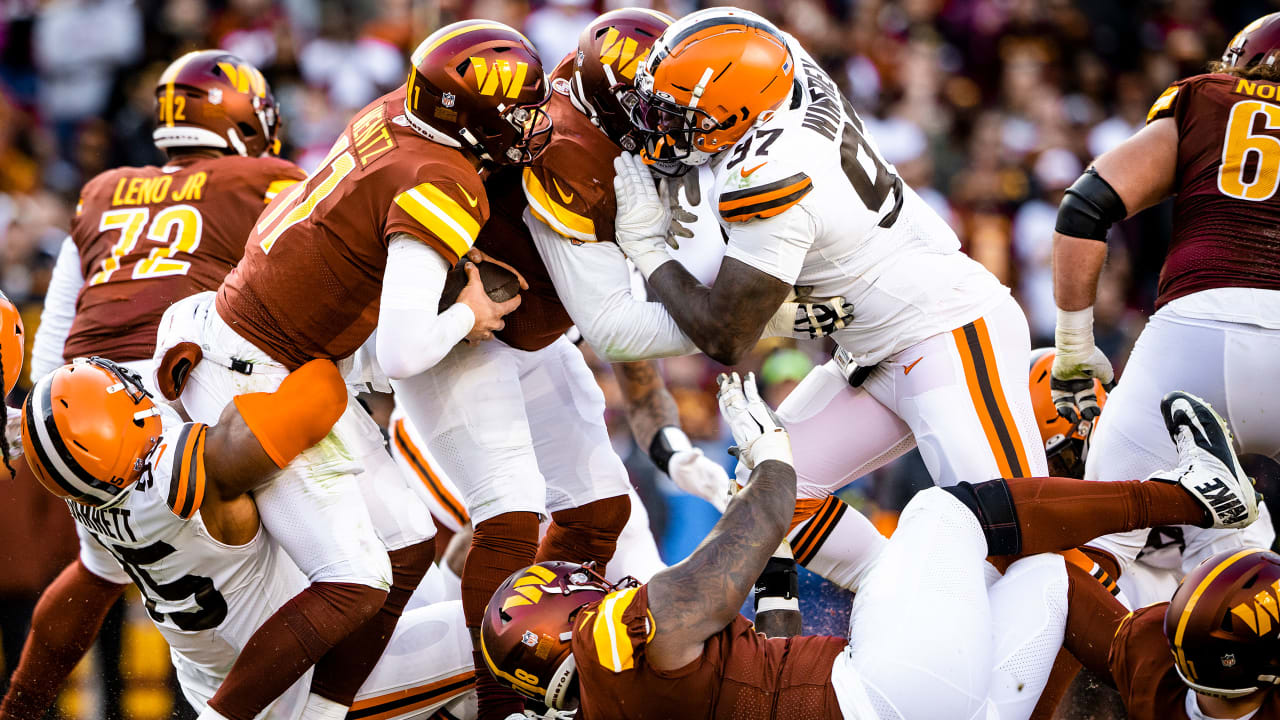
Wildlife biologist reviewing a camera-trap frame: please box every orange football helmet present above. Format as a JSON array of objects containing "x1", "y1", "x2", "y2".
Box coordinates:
[
  {"x1": 628, "y1": 8, "x2": 794, "y2": 166},
  {"x1": 23, "y1": 358, "x2": 162, "y2": 507},
  {"x1": 152, "y1": 50, "x2": 282, "y2": 157},
  {"x1": 571, "y1": 8, "x2": 673, "y2": 153},
  {"x1": 1029, "y1": 348, "x2": 1106, "y2": 478},
  {"x1": 405, "y1": 20, "x2": 552, "y2": 166},
  {"x1": 481, "y1": 561, "x2": 629, "y2": 709},
  {"x1": 1165, "y1": 548, "x2": 1280, "y2": 698},
  {"x1": 0, "y1": 289, "x2": 22, "y2": 397}
]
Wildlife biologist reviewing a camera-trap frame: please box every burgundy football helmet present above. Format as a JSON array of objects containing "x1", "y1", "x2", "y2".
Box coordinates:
[
  {"x1": 405, "y1": 20, "x2": 551, "y2": 166},
  {"x1": 1223, "y1": 13, "x2": 1280, "y2": 70},
  {"x1": 152, "y1": 50, "x2": 282, "y2": 157},
  {"x1": 481, "y1": 561, "x2": 632, "y2": 709},
  {"x1": 569, "y1": 8, "x2": 673, "y2": 152},
  {"x1": 1165, "y1": 548, "x2": 1280, "y2": 698}
]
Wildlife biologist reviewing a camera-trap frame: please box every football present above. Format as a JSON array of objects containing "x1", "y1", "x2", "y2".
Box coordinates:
[{"x1": 438, "y1": 259, "x2": 521, "y2": 312}]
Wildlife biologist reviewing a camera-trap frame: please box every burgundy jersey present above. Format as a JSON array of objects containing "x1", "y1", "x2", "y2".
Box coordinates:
[
  {"x1": 475, "y1": 167, "x2": 573, "y2": 352},
  {"x1": 521, "y1": 58, "x2": 620, "y2": 247},
  {"x1": 65, "y1": 155, "x2": 305, "y2": 362},
  {"x1": 216, "y1": 86, "x2": 488, "y2": 368},
  {"x1": 1148, "y1": 73, "x2": 1280, "y2": 308},
  {"x1": 474, "y1": 56, "x2": 623, "y2": 352},
  {"x1": 1109, "y1": 603, "x2": 1280, "y2": 719},
  {"x1": 572, "y1": 585, "x2": 846, "y2": 720}
]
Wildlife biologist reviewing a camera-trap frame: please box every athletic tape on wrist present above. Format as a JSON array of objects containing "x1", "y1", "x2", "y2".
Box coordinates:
[{"x1": 649, "y1": 425, "x2": 692, "y2": 475}]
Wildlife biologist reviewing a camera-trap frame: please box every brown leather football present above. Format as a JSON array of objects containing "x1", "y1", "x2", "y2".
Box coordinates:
[{"x1": 438, "y1": 260, "x2": 520, "y2": 312}]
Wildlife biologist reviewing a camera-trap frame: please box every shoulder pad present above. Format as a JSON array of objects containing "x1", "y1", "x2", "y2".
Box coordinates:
[
  {"x1": 522, "y1": 166, "x2": 600, "y2": 244},
  {"x1": 582, "y1": 585, "x2": 652, "y2": 673},
  {"x1": 390, "y1": 169, "x2": 488, "y2": 261}
]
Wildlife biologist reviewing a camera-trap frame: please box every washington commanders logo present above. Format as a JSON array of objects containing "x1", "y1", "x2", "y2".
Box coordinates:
[
  {"x1": 469, "y1": 57, "x2": 529, "y2": 99},
  {"x1": 216, "y1": 61, "x2": 267, "y2": 98},
  {"x1": 501, "y1": 564, "x2": 556, "y2": 613},
  {"x1": 1229, "y1": 578, "x2": 1280, "y2": 636},
  {"x1": 599, "y1": 28, "x2": 650, "y2": 81}
]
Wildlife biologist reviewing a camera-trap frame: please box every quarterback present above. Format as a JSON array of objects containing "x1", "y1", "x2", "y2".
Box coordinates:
[
  {"x1": 152, "y1": 20, "x2": 548, "y2": 720},
  {"x1": 0, "y1": 356, "x2": 473, "y2": 720},
  {"x1": 607, "y1": 7, "x2": 1046, "y2": 594},
  {"x1": 481, "y1": 372, "x2": 1259, "y2": 720},
  {"x1": 1050, "y1": 13, "x2": 1280, "y2": 606}
]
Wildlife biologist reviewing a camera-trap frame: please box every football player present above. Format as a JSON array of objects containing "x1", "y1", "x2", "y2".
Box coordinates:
[
  {"x1": 479, "y1": 374, "x2": 1257, "y2": 720},
  {"x1": 598, "y1": 8, "x2": 1046, "y2": 597},
  {"x1": 1049, "y1": 14, "x2": 1280, "y2": 609},
  {"x1": 0, "y1": 357, "x2": 475, "y2": 720},
  {"x1": 151, "y1": 22, "x2": 548, "y2": 720},
  {"x1": 28, "y1": 50, "x2": 306, "y2": 393}
]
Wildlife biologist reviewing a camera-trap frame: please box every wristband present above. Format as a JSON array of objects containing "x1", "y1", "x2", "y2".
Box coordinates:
[
  {"x1": 648, "y1": 425, "x2": 692, "y2": 475},
  {"x1": 763, "y1": 302, "x2": 800, "y2": 339},
  {"x1": 1055, "y1": 307, "x2": 1095, "y2": 353},
  {"x1": 753, "y1": 555, "x2": 799, "y2": 614},
  {"x1": 628, "y1": 247, "x2": 672, "y2": 279}
]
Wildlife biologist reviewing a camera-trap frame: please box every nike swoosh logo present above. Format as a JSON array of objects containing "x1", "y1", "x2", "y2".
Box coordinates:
[
  {"x1": 457, "y1": 184, "x2": 479, "y2": 208},
  {"x1": 741, "y1": 162, "x2": 768, "y2": 178},
  {"x1": 552, "y1": 179, "x2": 574, "y2": 205},
  {"x1": 903, "y1": 357, "x2": 923, "y2": 375}
]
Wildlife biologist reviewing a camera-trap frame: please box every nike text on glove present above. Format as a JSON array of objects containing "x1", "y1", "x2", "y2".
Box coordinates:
[
  {"x1": 613, "y1": 152, "x2": 673, "y2": 278},
  {"x1": 1052, "y1": 306, "x2": 1114, "y2": 423},
  {"x1": 716, "y1": 371, "x2": 793, "y2": 470}
]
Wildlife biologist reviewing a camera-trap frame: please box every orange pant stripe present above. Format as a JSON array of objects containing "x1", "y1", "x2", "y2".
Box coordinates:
[
  {"x1": 393, "y1": 419, "x2": 469, "y2": 527},
  {"x1": 347, "y1": 671, "x2": 475, "y2": 720},
  {"x1": 952, "y1": 318, "x2": 1031, "y2": 478}
]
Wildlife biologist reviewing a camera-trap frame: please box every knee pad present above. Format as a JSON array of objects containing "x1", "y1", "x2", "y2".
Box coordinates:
[
  {"x1": 943, "y1": 480, "x2": 1022, "y2": 556},
  {"x1": 540, "y1": 495, "x2": 630, "y2": 566}
]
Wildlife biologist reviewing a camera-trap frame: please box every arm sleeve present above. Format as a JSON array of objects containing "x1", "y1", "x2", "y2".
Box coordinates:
[
  {"x1": 29, "y1": 237, "x2": 83, "y2": 379},
  {"x1": 527, "y1": 209, "x2": 700, "y2": 362},
  {"x1": 0, "y1": 559, "x2": 126, "y2": 720},
  {"x1": 723, "y1": 204, "x2": 819, "y2": 285},
  {"x1": 376, "y1": 235, "x2": 476, "y2": 380}
]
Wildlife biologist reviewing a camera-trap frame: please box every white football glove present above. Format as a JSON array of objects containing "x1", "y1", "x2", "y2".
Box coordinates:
[
  {"x1": 1052, "y1": 307, "x2": 1114, "y2": 423},
  {"x1": 716, "y1": 372, "x2": 792, "y2": 470},
  {"x1": 612, "y1": 152, "x2": 673, "y2": 278},
  {"x1": 668, "y1": 448, "x2": 734, "y2": 512}
]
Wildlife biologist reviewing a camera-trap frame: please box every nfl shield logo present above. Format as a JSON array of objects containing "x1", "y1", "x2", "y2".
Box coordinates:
[
  {"x1": 522, "y1": 631, "x2": 538, "y2": 648},
  {"x1": 1222, "y1": 653, "x2": 1237, "y2": 667},
  {"x1": 442, "y1": 92, "x2": 456, "y2": 108}
]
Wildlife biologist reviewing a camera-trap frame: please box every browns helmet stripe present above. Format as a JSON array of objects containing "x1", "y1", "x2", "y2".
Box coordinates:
[
  {"x1": 649, "y1": 14, "x2": 786, "y2": 71},
  {"x1": 26, "y1": 380, "x2": 120, "y2": 503}
]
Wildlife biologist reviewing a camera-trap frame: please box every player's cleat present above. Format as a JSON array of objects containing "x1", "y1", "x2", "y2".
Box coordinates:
[{"x1": 1149, "y1": 391, "x2": 1258, "y2": 529}]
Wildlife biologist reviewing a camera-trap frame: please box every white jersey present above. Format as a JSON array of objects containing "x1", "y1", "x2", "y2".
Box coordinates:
[
  {"x1": 72, "y1": 407, "x2": 307, "y2": 680},
  {"x1": 707, "y1": 36, "x2": 1009, "y2": 365}
]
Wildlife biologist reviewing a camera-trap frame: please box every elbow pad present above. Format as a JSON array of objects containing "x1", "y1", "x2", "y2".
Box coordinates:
[{"x1": 1054, "y1": 168, "x2": 1127, "y2": 241}]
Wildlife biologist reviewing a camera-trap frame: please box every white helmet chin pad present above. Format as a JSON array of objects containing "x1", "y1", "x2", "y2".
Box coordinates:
[
  {"x1": 153, "y1": 126, "x2": 231, "y2": 151},
  {"x1": 544, "y1": 653, "x2": 578, "y2": 710}
]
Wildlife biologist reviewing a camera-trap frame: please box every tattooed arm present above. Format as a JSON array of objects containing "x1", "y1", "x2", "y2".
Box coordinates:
[
  {"x1": 614, "y1": 360, "x2": 678, "y2": 451},
  {"x1": 643, "y1": 373, "x2": 796, "y2": 670},
  {"x1": 645, "y1": 258, "x2": 792, "y2": 366},
  {"x1": 644, "y1": 459, "x2": 796, "y2": 669}
]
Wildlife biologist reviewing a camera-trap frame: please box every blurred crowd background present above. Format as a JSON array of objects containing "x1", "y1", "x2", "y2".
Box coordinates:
[{"x1": 1, "y1": 0, "x2": 1277, "y2": 717}]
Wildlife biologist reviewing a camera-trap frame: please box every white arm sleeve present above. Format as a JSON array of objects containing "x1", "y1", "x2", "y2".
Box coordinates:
[
  {"x1": 527, "y1": 209, "x2": 701, "y2": 362},
  {"x1": 376, "y1": 235, "x2": 476, "y2": 380},
  {"x1": 723, "y1": 205, "x2": 818, "y2": 285},
  {"x1": 30, "y1": 237, "x2": 83, "y2": 379}
]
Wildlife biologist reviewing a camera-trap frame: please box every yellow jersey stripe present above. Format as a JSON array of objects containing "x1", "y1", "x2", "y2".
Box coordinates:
[
  {"x1": 264, "y1": 179, "x2": 299, "y2": 203},
  {"x1": 522, "y1": 169, "x2": 596, "y2": 242},
  {"x1": 393, "y1": 183, "x2": 479, "y2": 258},
  {"x1": 592, "y1": 587, "x2": 640, "y2": 673},
  {"x1": 1147, "y1": 86, "x2": 1178, "y2": 123}
]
